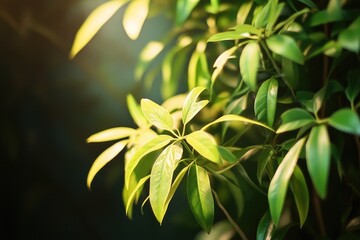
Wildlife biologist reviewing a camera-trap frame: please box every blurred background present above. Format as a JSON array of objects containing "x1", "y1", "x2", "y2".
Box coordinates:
[{"x1": 1, "y1": 0, "x2": 200, "y2": 239}]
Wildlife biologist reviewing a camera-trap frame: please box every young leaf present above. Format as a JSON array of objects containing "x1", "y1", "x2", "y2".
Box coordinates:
[
  {"x1": 266, "y1": 34, "x2": 304, "y2": 64},
  {"x1": 290, "y1": 166, "x2": 309, "y2": 227},
  {"x1": 125, "y1": 135, "x2": 174, "y2": 188},
  {"x1": 186, "y1": 131, "x2": 220, "y2": 163},
  {"x1": 150, "y1": 143, "x2": 183, "y2": 224},
  {"x1": 141, "y1": 99, "x2": 175, "y2": 133},
  {"x1": 127, "y1": 94, "x2": 148, "y2": 128},
  {"x1": 87, "y1": 127, "x2": 135, "y2": 143},
  {"x1": 240, "y1": 41, "x2": 260, "y2": 91},
  {"x1": 254, "y1": 78, "x2": 278, "y2": 127},
  {"x1": 87, "y1": 140, "x2": 128, "y2": 189},
  {"x1": 328, "y1": 109, "x2": 360, "y2": 135},
  {"x1": 69, "y1": 0, "x2": 129, "y2": 58},
  {"x1": 306, "y1": 125, "x2": 330, "y2": 199},
  {"x1": 202, "y1": 114, "x2": 275, "y2": 132},
  {"x1": 123, "y1": 0, "x2": 149, "y2": 40},
  {"x1": 176, "y1": 0, "x2": 200, "y2": 25},
  {"x1": 187, "y1": 164, "x2": 214, "y2": 233},
  {"x1": 182, "y1": 87, "x2": 209, "y2": 125},
  {"x1": 256, "y1": 211, "x2": 275, "y2": 240},
  {"x1": 268, "y1": 137, "x2": 306, "y2": 226},
  {"x1": 276, "y1": 108, "x2": 315, "y2": 134},
  {"x1": 125, "y1": 175, "x2": 150, "y2": 215}
]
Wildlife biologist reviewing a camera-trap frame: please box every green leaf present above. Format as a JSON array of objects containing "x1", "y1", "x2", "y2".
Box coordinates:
[
  {"x1": 125, "y1": 134, "x2": 174, "y2": 188},
  {"x1": 188, "y1": 42, "x2": 211, "y2": 90},
  {"x1": 187, "y1": 164, "x2": 214, "y2": 233},
  {"x1": 282, "y1": 57, "x2": 299, "y2": 90},
  {"x1": 207, "y1": 31, "x2": 249, "y2": 42},
  {"x1": 87, "y1": 140, "x2": 127, "y2": 189},
  {"x1": 69, "y1": 0, "x2": 129, "y2": 58},
  {"x1": 87, "y1": 127, "x2": 135, "y2": 143},
  {"x1": 218, "y1": 146, "x2": 237, "y2": 163},
  {"x1": 257, "y1": 211, "x2": 275, "y2": 240},
  {"x1": 182, "y1": 87, "x2": 209, "y2": 125},
  {"x1": 254, "y1": 0, "x2": 272, "y2": 28},
  {"x1": 125, "y1": 175, "x2": 150, "y2": 215},
  {"x1": 328, "y1": 108, "x2": 360, "y2": 135},
  {"x1": 211, "y1": 46, "x2": 239, "y2": 84},
  {"x1": 277, "y1": 108, "x2": 315, "y2": 134},
  {"x1": 186, "y1": 131, "x2": 220, "y2": 163},
  {"x1": 127, "y1": 95, "x2": 148, "y2": 128},
  {"x1": 338, "y1": 16, "x2": 360, "y2": 53},
  {"x1": 240, "y1": 42, "x2": 260, "y2": 91},
  {"x1": 255, "y1": 78, "x2": 278, "y2": 127},
  {"x1": 135, "y1": 41, "x2": 164, "y2": 80},
  {"x1": 141, "y1": 99, "x2": 175, "y2": 133},
  {"x1": 290, "y1": 166, "x2": 309, "y2": 226},
  {"x1": 237, "y1": 1, "x2": 254, "y2": 25},
  {"x1": 176, "y1": 0, "x2": 200, "y2": 25},
  {"x1": 202, "y1": 114, "x2": 275, "y2": 132},
  {"x1": 123, "y1": 0, "x2": 149, "y2": 40},
  {"x1": 266, "y1": 34, "x2": 304, "y2": 64},
  {"x1": 268, "y1": 137, "x2": 306, "y2": 225},
  {"x1": 150, "y1": 143, "x2": 183, "y2": 224},
  {"x1": 345, "y1": 69, "x2": 360, "y2": 103},
  {"x1": 257, "y1": 149, "x2": 272, "y2": 185}
]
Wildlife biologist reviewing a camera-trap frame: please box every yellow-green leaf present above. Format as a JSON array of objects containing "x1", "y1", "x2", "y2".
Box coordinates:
[
  {"x1": 277, "y1": 108, "x2": 315, "y2": 134},
  {"x1": 254, "y1": 78, "x2": 278, "y2": 127},
  {"x1": 186, "y1": 131, "x2": 220, "y2": 163},
  {"x1": 127, "y1": 94, "x2": 148, "y2": 128},
  {"x1": 125, "y1": 175, "x2": 150, "y2": 215},
  {"x1": 87, "y1": 127, "x2": 135, "y2": 143},
  {"x1": 123, "y1": 0, "x2": 149, "y2": 40},
  {"x1": 182, "y1": 87, "x2": 209, "y2": 125},
  {"x1": 240, "y1": 42, "x2": 260, "y2": 91},
  {"x1": 87, "y1": 140, "x2": 128, "y2": 189},
  {"x1": 141, "y1": 99, "x2": 175, "y2": 133},
  {"x1": 69, "y1": 0, "x2": 129, "y2": 58}
]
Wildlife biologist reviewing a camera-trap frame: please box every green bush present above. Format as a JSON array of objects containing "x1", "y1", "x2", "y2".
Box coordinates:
[{"x1": 71, "y1": 0, "x2": 360, "y2": 239}]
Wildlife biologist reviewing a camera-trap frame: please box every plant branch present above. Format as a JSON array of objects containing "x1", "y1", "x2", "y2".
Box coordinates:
[
  {"x1": 212, "y1": 190, "x2": 249, "y2": 240},
  {"x1": 312, "y1": 187, "x2": 326, "y2": 236}
]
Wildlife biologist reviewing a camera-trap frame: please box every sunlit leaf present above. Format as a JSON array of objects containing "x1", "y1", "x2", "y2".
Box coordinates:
[
  {"x1": 141, "y1": 99, "x2": 175, "y2": 133},
  {"x1": 237, "y1": 1, "x2": 254, "y2": 25},
  {"x1": 87, "y1": 127, "x2": 135, "y2": 143},
  {"x1": 268, "y1": 137, "x2": 306, "y2": 225},
  {"x1": 254, "y1": 0, "x2": 272, "y2": 28},
  {"x1": 207, "y1": 31, "x2": 249, "y2": 42},
  {"x1": 187, "y1": 164, "x2": 214, "y2": 233},
  {"x1": 150, "y1": 143, "x2": 183, "y2": 224},
  {"x1": 125, "y1": 175, "x2": 150, "y2": 215},
  {"x1": 182, "y1": 87, "x2": 209, "y2": 125},
  {"x1": 211, "y1": 46, "x2": 239, "y2": 83},
  {"x1": 186, "y1": 131, "x2": 220, "y2": 163},
  {"x1": 255, "y1": 78, "x2": 278, "y2": 127},
  {"x1": 202, "y1": 114, "x2": 275, "y2": 132},
  {"x1": 176, "y1": 0, "x2": 200, "y2": 25},
  {"x1": 338, "y1": 16, "x2": 360, "y2": 53},
  {"x1": 123, "y1": 0, "x2": 149, "y2": 40},
  {"x1": 69, "y1": 0, "x2": 129, "y2": 58},
  {"x1": 135, "y1": 41, "x2": 164, "y2": 80},
  {"x1": 127, "y1": 94, "x2": 148, "y2": 128},
  {"x1": 256, "y1": 211, "x2": 275, "y2": 240},
  {"x1": 266, "y1": 1, "x2": 284, "y2": 32},
  {"x1": 266, "y1": 34, "x2": 304, "y2": 64},
  {"x1": 87, "y1": 140, "x2": 128, "y2": 189},
  {"x1": 276, "y1": 108, "x2": 315, "y2": 134},
  {"x1": 240, "y1": 42, "x2": 260, "y2": 91},
  {"x1": 125, "y1": 134, "x2": 174, "y2": 188},
  {"x1": 290, "y1": 166, "x2": 309, "y2": 226},
  {"x1": 328, "y1": 108, "x2": 360, "y2": 135},
  {"x1": 188, "y1": 41, "x2": 211, "y2": 90}
]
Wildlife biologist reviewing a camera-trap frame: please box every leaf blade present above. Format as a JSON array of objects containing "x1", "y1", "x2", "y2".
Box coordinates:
[
  {"x1": 255, "y1": 78, "x2": 278, "y2": 127},
  {"x1": 240, "y1": 42, "x2": 260, "y2": 91},
  {"x1": 87, "y1": 127, "x2": 135, "y2": 143},
  {"x1": 141, "y1": 99, "x2": 175, "y2": 133},
  {"x1": 266, "y1": 34, "x2": 304, "y2": 64},
  {"x1": 182, "y1": 87, "x2": 209, "y2": 125},
  {"x1": 123, "y1": 0, "x2": 149, "y2": 40},
  {"x1": 328, "y1": 108, "x2": 360, "y2": 135},
  {"x1": 186, "y1": 131, "x2": 220, "y2": 163}
]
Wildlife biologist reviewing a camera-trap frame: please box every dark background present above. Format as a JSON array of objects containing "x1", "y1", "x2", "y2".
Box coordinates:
[{"x1": 0, "y1": 0, "x2": 200, "y2": 239}]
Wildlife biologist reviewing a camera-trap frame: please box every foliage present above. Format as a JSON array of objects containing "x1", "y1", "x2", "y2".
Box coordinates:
[{"x1": 71, "y1": 0, "x2": 360, "y2": 239}]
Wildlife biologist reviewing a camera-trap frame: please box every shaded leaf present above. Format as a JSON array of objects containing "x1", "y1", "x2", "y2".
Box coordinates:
[
  {"x1": 123, "y1": 0, "x2": 149, "y2": 40},
  {"x1": 218, "y1": 146, "x2": 237, "y2": 163},
  {"x1": 257, "y1": 211, "x2": 275, "y2": 240},
  {"x1": 141, "y1": 99, "x2": 175, "y2": 133},
  {"x1": 186, "y1": 131, "x2": 220, "y2": 163},
  {"x1": 87, "y1": 140, "x2": 127, "y2": 188},
  {"x1": 268, "y1": 137, "x2": 306, "y2": 225},
  {"x1": 328, "y1": 109, "x2": 360, "y2": 135},
  {"x1": 87, "y1": 127, "x2": 135, "y2": 143},
  {"x1": 282, "y1": 57, "x2": 299, "y2": 90},
  {"x1": 345, "y1": 69, "x2": 360, "y2": 103},
  {"x1": 187, "y1": 164, "x2": 214, "y2": 233},
  {"x1": 150, "y1": 143, "x2": 183, "y2": 223},
  {"x1": 125, "y1": 135, "x2": 174, "y2": 188},
  {"x1": 277, "y1": 108, "x2": 315, "y2": 134},
  {"x1": 255, "y1": 78, "x2": 278, "y2": 127},
  {"x1": 257, "y1": 149, "x2": 272, "y2": 185},
  {"x1": 211, "y1": 46, "x2": 239, "y2": 84},
  {"x1": 290, "y1": 166, "x2": 309, "y2": 226},
  {"x1": 240, "y1": 42, "x2": 261, "y2": 91},
  {"x1": 182, "y1": 87, "x2": 209, "y2": 125},
  {"x1": 127, "y1": 94, "x2": 148, "y2": 128},
  {"x1": 69, "y1": 0, "x2": 128, "y2": 58},
  {"x1": 195, "y1": 220, "x2": 235, "y2": 240},
  {"x1": 266, "y1": 34, "x2": 304, "y2": 64}
]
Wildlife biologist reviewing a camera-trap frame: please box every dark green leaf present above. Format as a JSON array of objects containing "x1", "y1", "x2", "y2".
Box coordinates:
[
  {"x1": 257, "y1": 211, "x2": 275, "y2": 240},
  {"x1": 182, "y1": 87, "x2": 209, "y2": 125},
  {"x1": 257, "y1": 149, "x2": 272, "y2": 185},
  {"x1": 218, "y1": 146, "x2": 237, "y2": 163},
  {"x1": 345, "y1": 69, "x2": 360, "y2": 103},
  {"x1": 268, "y1": 137, "x2": 306, "y2": 225},
  {"x1": 266, "y1": 35, "x2": 304, "y2": 64},
  {"x1": 328, "y1": 109, "x2": 360, "y2": 135},
  {"x1": 255, "y1": 78, "x2": 278, "y2": 127},
  {"x1": 297, "y1": 0, "x2": 317, "y2": 8},
  {"x1": 240, "y1": 42, "x2": 260, "y2": 91},
  {"x1": 282, "y1": 58, "x2": 299, "y2": 90},
  {"x1": 187, "y1": 164, "x2": 214, "y2": 233},
  {"x1": 150, "y1": 143, "x2": 183, "y2": 223},
  {"x1": 290, "y1": 166, "x2": 309, "y2": 226},
  {"x1": 277, "y1": 108, "x2": 315, "y2": 134},
  {"x1": 141, "y1": 99, "x2": 175, "y2": 133},
  {"x1": 186, "y1": 131, "x2": 220, "y2": 163}
]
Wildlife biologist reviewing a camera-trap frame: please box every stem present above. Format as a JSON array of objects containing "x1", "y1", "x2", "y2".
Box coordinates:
[
  {"x1": 312, "y1": 187, "x2": 326, "y2": 236},
  {"x1": 212, "y1": 190, "x2": 249, "y2": 240}
]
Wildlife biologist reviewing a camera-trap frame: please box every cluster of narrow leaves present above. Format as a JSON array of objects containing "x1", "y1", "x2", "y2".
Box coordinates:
[{"x1": 73, "y1": 0, "x2": 360, "y2": 238}]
